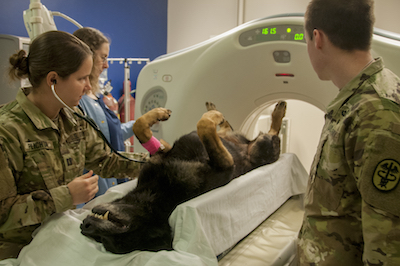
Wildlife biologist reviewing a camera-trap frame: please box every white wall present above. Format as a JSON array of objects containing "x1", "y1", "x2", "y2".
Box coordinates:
[
  {"x1": 167, "y1": 0, "x2": 239, "y2": 54},
  {"x1": 243, "y1": 0, "x2": 311, "y2": 22},
  {"x1": 373, "y1": 0, "x2": 400, "y2": 33}
]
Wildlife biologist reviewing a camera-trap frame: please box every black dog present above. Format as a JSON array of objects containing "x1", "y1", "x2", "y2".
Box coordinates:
[{"x1": 80, "y1": 101, "x2": 287, "y2": 254}]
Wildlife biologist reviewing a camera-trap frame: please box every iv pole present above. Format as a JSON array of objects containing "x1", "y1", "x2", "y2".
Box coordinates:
[{"x1": 107, "y1": 58, "x2": 151, "y2": 152}]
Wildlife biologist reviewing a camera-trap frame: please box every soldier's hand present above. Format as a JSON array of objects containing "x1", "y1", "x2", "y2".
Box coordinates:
[{"x1": 67, "y1": 170, "x2": 99, "y2": 205}]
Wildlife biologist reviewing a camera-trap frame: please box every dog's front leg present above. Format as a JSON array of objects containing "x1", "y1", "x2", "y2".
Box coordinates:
[
  {"x1": 133, "y1": 108, "x2": 171, "y2": 144},
  {"x1": 197, "y1": 110, "x2": 234, "y2": 170}
]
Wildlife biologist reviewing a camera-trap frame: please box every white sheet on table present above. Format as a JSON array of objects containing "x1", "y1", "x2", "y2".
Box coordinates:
[
  {"x1": 0, "y1": 153, "x2": 308, "y2": 266},
  {"x1": 171, "y1": 153, "x2": 308, "y2": 256}
]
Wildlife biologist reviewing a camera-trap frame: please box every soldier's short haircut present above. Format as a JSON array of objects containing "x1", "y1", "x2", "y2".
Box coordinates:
[{"x1": 305, "y1": 0, "x2": 375, "y2": 51}]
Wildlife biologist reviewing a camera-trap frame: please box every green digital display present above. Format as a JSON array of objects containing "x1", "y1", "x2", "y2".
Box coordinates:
[
  {"x1": 262, "y1": 27, "x2": 277, "y2": 35},
  {"x1": 239, "y1": 24, "x2": 306, "y2": 46},
  {"x1": 261, "y1": 26, "x2": 303, "y2": 41},
  {"x1": 294, "y1": 33, "x2": 304, "y2": 41}
]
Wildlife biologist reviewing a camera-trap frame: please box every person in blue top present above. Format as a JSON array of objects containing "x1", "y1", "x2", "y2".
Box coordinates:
[{"x1": 74, "y1": 27, "x2": 133, "y2": 196}]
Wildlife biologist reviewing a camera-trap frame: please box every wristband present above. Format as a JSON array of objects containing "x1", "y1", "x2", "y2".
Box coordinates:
[{"x1": 142, "y1": 136, "x2": 161, "y2": 155}]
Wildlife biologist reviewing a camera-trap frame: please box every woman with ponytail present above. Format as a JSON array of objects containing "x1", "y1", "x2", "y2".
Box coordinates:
[{"x1": 0, "y1": 31, "x2": 145, "y2": 259}]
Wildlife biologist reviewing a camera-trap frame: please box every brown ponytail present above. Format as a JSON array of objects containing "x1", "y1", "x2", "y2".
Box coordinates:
[
  {"x1": 8, "y1": 50, "x2": 30, "y2": 81},
  {"x1": 8, "y1": 31, "x2": 92, "y2": 88}
]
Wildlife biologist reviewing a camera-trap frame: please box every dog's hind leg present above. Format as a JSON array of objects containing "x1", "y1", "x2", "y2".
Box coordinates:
[
  {"x1": 245, "y1": 101, "x2": 287, "y2": 167},
  {"x1": 197, "y1": 110, "x2": 234, "y2": 170},
  {"x1": 268, "y1": 101, "x2": 287, "y2": 136},
  {"x1": 205, "y1": 102, "x2": 233, "y2": 136},
  {"x1": 133, "y1": 108, "x2": 172, "y2": 149}
]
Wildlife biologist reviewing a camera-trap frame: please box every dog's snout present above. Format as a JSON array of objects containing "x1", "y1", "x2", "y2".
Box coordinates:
[{"x1": 81, "y1": 218, "x2": 94, "y2": 233}]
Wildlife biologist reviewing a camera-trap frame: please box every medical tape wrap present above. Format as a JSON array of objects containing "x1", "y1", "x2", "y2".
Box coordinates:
[{"x1": 142, "y1": 136, "x2": 161, "y2": 155}]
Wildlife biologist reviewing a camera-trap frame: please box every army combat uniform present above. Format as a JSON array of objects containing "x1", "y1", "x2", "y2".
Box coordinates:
[
  {"x1": 0, "y1": 88, "x2": 147, "y2": 258},
  {"x1": 297, "y1": 58, "x2": 400, "y2": 265}
]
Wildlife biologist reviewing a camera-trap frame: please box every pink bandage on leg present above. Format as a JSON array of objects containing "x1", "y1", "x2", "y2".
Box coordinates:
[{"x1": 142, "y1": 136, "x2": 161, "y2": 155}]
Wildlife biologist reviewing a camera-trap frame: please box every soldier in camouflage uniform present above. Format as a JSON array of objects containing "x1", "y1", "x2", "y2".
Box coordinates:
[
  {"x1": 298, "y1": 0, "x2": 400, "y2": 265},
  {"x1": 0, "y1": 31, "x2": 148, "y2": 259}
]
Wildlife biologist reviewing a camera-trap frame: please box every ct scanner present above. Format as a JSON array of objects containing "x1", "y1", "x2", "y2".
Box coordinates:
[
  {"x1": 132, "y1": 15, "x2": 400, "y2": 263},
  {"x1": 134, "y1": 14, "x2": 400, "y2": 160}
]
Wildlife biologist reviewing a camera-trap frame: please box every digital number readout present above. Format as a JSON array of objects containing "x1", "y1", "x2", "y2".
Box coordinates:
[
  {"x1": 239, "y1": 24, "x2": 306, "y2": 46},
  {"x1": 262, "y1": 27, "x2": 277, "y2": 35},
  {"x1": 260, "y1": 26, "x2": 304, "y2": 41}
]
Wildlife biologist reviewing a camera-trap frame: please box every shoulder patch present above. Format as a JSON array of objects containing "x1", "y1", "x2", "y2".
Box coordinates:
[
  {"x1": 360, "y1": 131, "x2": 400, "y2": 216},
  {"x1": 372, "y1": 159, "x2": 400, "y2": 191}
]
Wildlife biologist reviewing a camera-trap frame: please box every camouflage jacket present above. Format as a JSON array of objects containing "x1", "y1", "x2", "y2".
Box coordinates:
[
  {"x1": 298, "y1": 58, "x2": 400, "y2": 265},
  {"x1": 0, "y1": 88, "x2": 147, "y2": 245}
]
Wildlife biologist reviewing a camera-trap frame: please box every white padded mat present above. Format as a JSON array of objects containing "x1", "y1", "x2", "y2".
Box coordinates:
[
  {"x1": 218, "y1": 195, "x2": 304, "y2": 266},
  {"x1": 172, "y1": 153, "x2": 308, "y2": 256}
]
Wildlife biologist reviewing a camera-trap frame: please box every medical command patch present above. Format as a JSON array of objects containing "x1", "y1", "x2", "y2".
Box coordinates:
[{"x1": 372, "y1": 159, "x2": 400, "y2": 191}]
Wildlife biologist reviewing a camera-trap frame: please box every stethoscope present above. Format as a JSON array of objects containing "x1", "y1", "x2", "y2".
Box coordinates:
[{"x1": 51, "y1": 82, "x2": 147, "y2": 164}]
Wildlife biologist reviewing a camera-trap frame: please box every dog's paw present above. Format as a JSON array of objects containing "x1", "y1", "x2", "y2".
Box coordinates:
[
  {"x1": 272, "y1": 101, "x2": 287, "y2": 120},
  {"x1": 205, "y1": 102, "x2": 217, "y2": 111},
  {"x1": 146, "y1": 108, "x2": 172, "y2": 122},
  {"x1": 268, "y1": 101, "x2": 287, "y2": 135}
]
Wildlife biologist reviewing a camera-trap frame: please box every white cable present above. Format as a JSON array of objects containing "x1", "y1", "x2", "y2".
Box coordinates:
[
  {"x1": 51, "y1": 11, "x2": 83, "y2": 29},
  {"x1": 51, "y1": 84, "x2": 75, "y2": 113}
]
